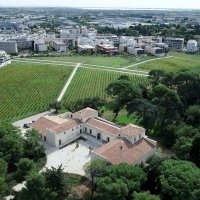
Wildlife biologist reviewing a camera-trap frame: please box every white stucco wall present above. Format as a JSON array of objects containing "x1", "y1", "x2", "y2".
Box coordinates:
[{"x1": 83, "y1": 124, "x2": 116, "y2": 142}]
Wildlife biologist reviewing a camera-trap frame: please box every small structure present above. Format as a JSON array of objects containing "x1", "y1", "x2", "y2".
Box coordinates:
[
  {"x1": 78, "y1": 45, "x2": 95, "y2": 53},
  {"x1": 128, "y1": 47, "x2": 146, "y2": 56},
  {"x1": 145, "y1": 46, "x2": 165, "y2": 57},
  {"x1": 52, "y1": 40, "x2": 67, "y2": 52},
  {"x1": 96, "y1": 44, "x2": 118, "y2": 55},
  {"x1": 0, "y1": 51, "x2": 11, "y2": 67},
  {"x1": 165, "y1": 37, "x2": 184, "y2": 51},
  {"x1": 186, "y1": 40, "x2": 198, "y2": 53},
  {"x1": 34, "y1": 40, "x2": 48, "y2": 53},
  {"x1": 32, "y1": 107, "x2": 157, "y2": 166},
  {"x1": 0, "y1": 41, "x2": 18, "y2": 54}
]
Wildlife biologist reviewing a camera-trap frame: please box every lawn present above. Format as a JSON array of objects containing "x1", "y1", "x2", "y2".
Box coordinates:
[
  {"x1": 0, "y1": 62, "x2": 73, "y2": 122},
  {"x1": 134, "y1": 52, "x2": 200, "y2": 72},
  {"x1": 62, "y1": 68, "x2": 149, "y2": 106},
  {"x1": 31, "y1": 54, "x2": 154, "y2": 68}
]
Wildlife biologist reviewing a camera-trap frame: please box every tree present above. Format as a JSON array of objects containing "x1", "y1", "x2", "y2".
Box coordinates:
[
  {"x1": 190, "y1": 134, "x2": 200, "y2": 167},
  {"x1": 15, "y1": 158, "x2": 36, "y2": 182},
  {"x1": 148, "y1": 70, "x2": 166, "y2": 86},
  {"x1": 23, "y1": 129, "x2": 45, "y2": 160},
  {"x1": 160, "y1": 159, "x2": 200, "y2": 200},
  {"x1": 133, "y1": 191, "x2": 160, "y2": 200},
  {"x1": 0, "y1": 133, "x2": 24, "y2": 172},
  {"x1": 99, "y1": 164, "x2": 147, "y2": 199},
  {"x1": 106, "y1": 79, "x2": 142, "y2": 120},
  {"x1": 150, "y1": 84, "x2": 182, "y2": 131},
  {"x1": 43, "y1": 165, "x2": 68, "y2": 200},
  {"x1": 172, "y1": 136, "x2": 192, "y2": 160},
  {"x1": 173, "y1": 70, "x2": 200, "y2": 106},
  {"x1": 84, "y1": 160, "x2": 109, "y2": 196},
  {"x1": 18, "y1": 172, "x2": 57, "y2": 200},
  {"x1": 96, "y1": 177, "x2": 128, "y2": 200},
  {"x1": 49, "y1": 101, "x2": 62, "y2": 113},
  {"x1": 144, "y1": 155, "x2": 168, "y2": 194},
  {"x1": 70, "y1": 97, "x2": 106, "y2": 112},
  {"x1": 186, "y1": 105, "x2": 200, "y2": 125},
  {"x1": 0, "y1": 158, "x2": 8, "y2": 199},
  {"x1": 127, "y1": 98, "x2": 158, "y2": 130}
]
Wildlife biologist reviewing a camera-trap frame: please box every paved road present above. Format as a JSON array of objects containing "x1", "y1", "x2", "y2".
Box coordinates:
[
  {"x1": 57, "y1": 63, "x2": 81, "y2": 102},
  {"x1": 12, "y1": 111, "x2": 52, "y2": 132}
]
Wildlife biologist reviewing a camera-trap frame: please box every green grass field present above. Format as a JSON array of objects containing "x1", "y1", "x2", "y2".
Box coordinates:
[
  {"x1": 132, "y1": 52, "x2": 200, "y2": 72},
  {"x1": 32, "y1": 55, "x2": 153, "y2": 68},
  {"x1": 62, "y1": 68, "x2": 149, "y2": 106},
  {"x1": 0, "y1": 62, "x2": 73, "y2": 122}
]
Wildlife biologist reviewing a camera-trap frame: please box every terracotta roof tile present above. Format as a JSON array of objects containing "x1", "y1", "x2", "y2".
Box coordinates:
[
  {"x1": 94, "y1": 138, "x2": 155, "y2": 165},
  {"x1": 31, "y1": 116, "x2": 58, "y2": 135},
  {"x1": 120, "y1": 124, "x2": 145, "y2": 138},
  {"x1": 86, "y1": 118, "x2": 120, "y2": 136},
  {"x1": 50, "y1": 119, "x2": 82, "y2": 134},
  {"x1": 74, "y1": 107, "x2": 97, "y2": 119}
]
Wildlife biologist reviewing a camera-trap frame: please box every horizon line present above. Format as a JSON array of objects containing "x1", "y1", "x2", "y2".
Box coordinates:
[{"x1": 0, "y1": 6, "x2": 199, "y2": 10}]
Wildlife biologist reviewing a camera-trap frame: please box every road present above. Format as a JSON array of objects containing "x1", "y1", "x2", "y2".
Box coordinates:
[{"x1": 57, "y1": 63, "x2": 81, "y2": 102}]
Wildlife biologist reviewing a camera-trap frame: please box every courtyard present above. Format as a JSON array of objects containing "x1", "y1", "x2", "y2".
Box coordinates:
[{"x1": 43, "y1": 138, "x2": 100, "y2": 176}]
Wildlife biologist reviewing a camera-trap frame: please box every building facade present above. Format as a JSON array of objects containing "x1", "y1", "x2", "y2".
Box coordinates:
[{"x1": 32, "y1": 108, "x2": 157, "y2": 165}]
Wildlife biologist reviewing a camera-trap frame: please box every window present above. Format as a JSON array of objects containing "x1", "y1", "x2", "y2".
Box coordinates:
[
  {"x1": 59, "y1": 139, "x2": 62, "y2": 145},
  {"x1": 72, "y1": 129, "x2": 73, "y2": 131},
  {"x1": 139, "y1": 134, "x2": 141, "y2": 138},
  {"x1": 134, "y1": 138, "x2": 136, "y2": 142},
  {"x1": 90, "y1": 129, "x2": 92, "y2": 134},
  {"x1": 64, "y1": 132, "x2": 66, "y2": 134},
  {"x1": 85, "y1": 127, "x2": 87, "y2": 132}
]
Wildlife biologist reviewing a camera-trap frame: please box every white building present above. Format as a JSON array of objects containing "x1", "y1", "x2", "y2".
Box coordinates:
[
  {"x1": 52, "y1": 40, "x2": 67, "y2": 52},
  {"x1": 165, "y1": 37, "x2": 184, "y2": 51},
  {"x1": 128, "y1": 47, "x2": 146, "y2": 56},
  {"x1": 186, "y1": 40, "x2": 198, "y2": 53},
  {"x1": 34, "y1": 40, "x2": 48, "y2": 52},
  {"x1": 32, "y1": 108, "x2": 157, "y2": 165},
  {"x1": 0, "y1": 41, "x2": 18, "y2": 54},
  {"x1": 0, "y1": 51, "x2": 11, "y2": 67},
  {"x1": 145, "y1": 46, "x2": 165, "y2": 57}
]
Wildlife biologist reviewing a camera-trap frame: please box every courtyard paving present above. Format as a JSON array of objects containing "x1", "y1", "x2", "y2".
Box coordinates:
[{"x1": 43, "y1": 139, "x2": 98, "y2": 176}]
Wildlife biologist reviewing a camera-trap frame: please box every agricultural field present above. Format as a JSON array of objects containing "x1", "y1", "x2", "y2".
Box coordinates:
[
  {"x1": 62, "y1": 68, "x2": 149, "y2": 106},
  {"x1": 132, "y1": 52, "x2": 200, "y2": 72},
  {"x1": 0, "y1": 62, "x2": 73, "y2": 122},
  {"x1": 31, "y1": 54, "x2": 153, "y2": 68}
]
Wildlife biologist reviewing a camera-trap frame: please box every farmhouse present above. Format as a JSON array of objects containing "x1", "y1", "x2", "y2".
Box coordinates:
[{"x1": 32, "y1": 108, "x2": 156, "y2": 165}]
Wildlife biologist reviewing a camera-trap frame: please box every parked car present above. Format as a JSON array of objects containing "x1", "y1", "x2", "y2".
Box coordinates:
[{"x1": 23, "y1": 123, "x2": 30, "y2": 128}]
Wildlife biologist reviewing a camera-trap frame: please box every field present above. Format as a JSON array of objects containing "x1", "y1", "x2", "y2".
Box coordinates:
[
  {"x1": 62, "y1": 68, "x2": 149, "y2": 106},
  {"x1": 0, "y1": 62, "x2": 73, "y2": 122},
  {"x1": 32, "y1": 55, "x2": 154, "y2": 68},
  {"x1": 131, "y1": 52, "x2": 200, "y2": 72}
]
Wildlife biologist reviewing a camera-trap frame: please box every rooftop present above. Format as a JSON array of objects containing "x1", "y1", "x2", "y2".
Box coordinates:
[
  {"x1": 74, "y1": 107, "x2": 97, "y2": 119},
  {"x1": 120, "y1": 124, "x2": 145, "y2": 138},
  {"x1": 94, "y1": 138, "x2": 155, "y2": 165},
  {"x1": 86, "y1": 118, "x2": 120, "y2": 136}
]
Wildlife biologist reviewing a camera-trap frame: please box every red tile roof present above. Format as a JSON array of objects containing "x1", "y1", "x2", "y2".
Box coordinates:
[
  {"x1": 86, "y1": 118, "x2": 120, "y2": 136},
  {"x1": 94, "y1": 138, "x2": 155, "y2": 165},
  {"x1": 120, "y1": 124, "x2": 145, "y2": 138},
  {"x1": 31, "y1": 116, "x2": 58, "y2": 135},
  {"x1": 50, "y1": 119, "x2": 82, "y2": 134},
  {"x1": 74, "y1": 107, "x2": 97, "y2": 119}
]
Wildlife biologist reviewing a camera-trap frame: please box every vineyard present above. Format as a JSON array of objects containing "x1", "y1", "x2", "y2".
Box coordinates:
[
  {"x1": 134, "y1": 52, "x2": 200, "y2": 72},
  {"x1": 34, "y1": 55, "x2": 153, "y2": 68},
  {"x1": 62, "y1": 68, "x2": 149, "y2": 106},
  {"x1": 0, "y1": 62, "x2": 73, "y2": 122}
]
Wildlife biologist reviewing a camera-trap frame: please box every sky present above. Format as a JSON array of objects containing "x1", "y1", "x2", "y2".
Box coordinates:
[{"x1": 0, "y1": 0, "x2": 200, "y2": 9}]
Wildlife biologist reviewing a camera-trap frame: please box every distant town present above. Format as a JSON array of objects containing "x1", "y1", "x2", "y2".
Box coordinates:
[{"x1": 0, "y1": 7, "x2": 200, "y2": 67}]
